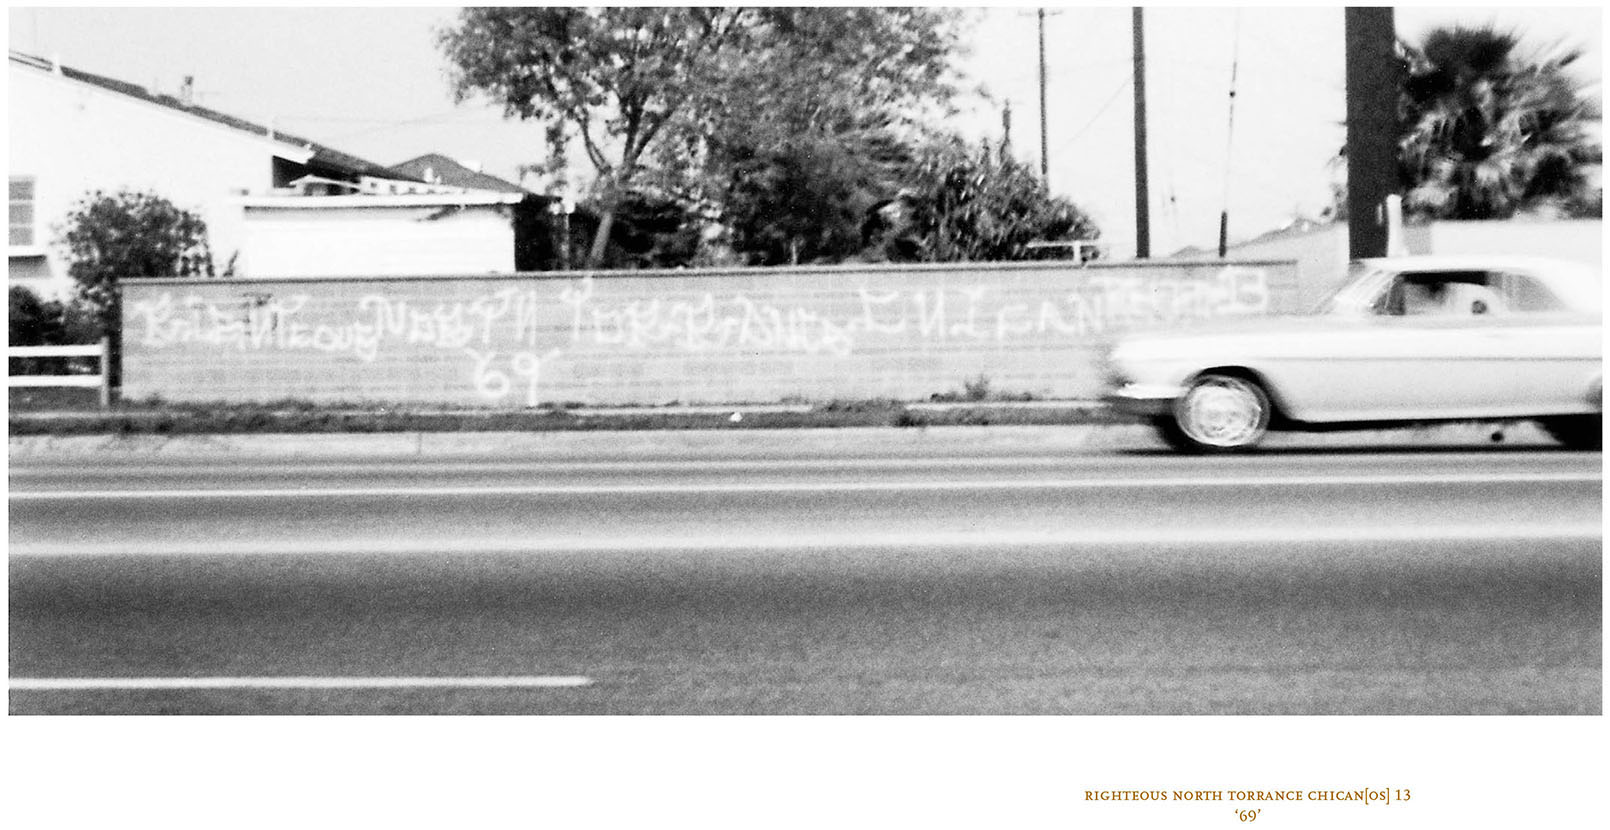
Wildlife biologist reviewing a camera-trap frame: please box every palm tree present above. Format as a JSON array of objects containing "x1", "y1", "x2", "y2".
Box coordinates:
[{"x1": 1397, "y1": 24, "x2": 1601, "y2": 220}]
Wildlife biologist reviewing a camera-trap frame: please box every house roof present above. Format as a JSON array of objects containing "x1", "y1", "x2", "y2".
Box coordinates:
[
  {"x1": 9, "y1": 50, "x2": 416, "y2": 183},
  {"x1": 236, "y1": 192, "x2": 525, "y2": 209},
  {"x1": 388, "y1": 153, "x2": 531, "y2": 195}
]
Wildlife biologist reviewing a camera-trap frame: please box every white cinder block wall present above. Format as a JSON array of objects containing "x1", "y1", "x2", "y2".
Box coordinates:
[{"x1": 121, "y1": 260, "x2": 1302, "y2": 406}]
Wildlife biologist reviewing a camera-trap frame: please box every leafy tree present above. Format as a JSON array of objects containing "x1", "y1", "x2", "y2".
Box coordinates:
[
  {"x1": 879, "y1": 135, "x2": 1102, "y2": 263},
  {"x1": 438, "y1": 7, "x2": 964, "y2": 268},
  {"x1": 1330, "y1": 24, "x2": 1601, "y2": 221},
  {"x1": 593, "y1": 195, "x2": 703, "y2": 269},
  {"x1": 1400, "y1": 25, "x2": 1602, "y2": 219},
  {"x1": 54, "y1": 189, "x2": 215, "y2": 386},
  {"x1": 684, "y1": 8, "x2": 963, "y2": 265},
  {"x1": 719, "y1": 132, "x2": 911, "y2": 266},
  {"x1": 57, "y1": 189, "x2": 214, "y2": 332}
]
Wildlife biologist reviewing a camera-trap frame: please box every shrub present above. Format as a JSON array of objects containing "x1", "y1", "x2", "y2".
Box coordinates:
[
  {"x1": 8, "y1": 285, "x2": 98, "y2": 376},
  {"x1": 9, "y1": 285, "x2": 66, "y2": 347},
  {"x1": 54, "y1": 189, "x2": 216, "y2": 388}
]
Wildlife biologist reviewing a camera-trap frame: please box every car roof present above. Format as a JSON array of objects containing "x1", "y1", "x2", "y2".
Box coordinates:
[{"x1": 1356, "y1": 255, "x2": 1597, "y2": 274}]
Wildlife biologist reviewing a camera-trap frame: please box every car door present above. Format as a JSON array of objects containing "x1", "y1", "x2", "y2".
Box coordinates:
[
  {"x1": 1473, "y1": 269, "x2": 1602, "y2": 416},
  {"x1": 1360, "y1": 268, "x2": 1600, "y2": 419},
  {"x1": 1286, "y1": 269, "x2": 1517, "y2": 421}
]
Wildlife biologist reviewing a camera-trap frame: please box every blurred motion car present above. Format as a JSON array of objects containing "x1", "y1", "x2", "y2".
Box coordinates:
[{"x1": 1101, "y1": 256, "x2": 1603, "y2": 452}]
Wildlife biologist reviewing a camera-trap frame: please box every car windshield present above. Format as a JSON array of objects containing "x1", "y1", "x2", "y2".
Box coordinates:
[{"x1": 1314, "y1": 265, "x2": 1392, "y2": 316}]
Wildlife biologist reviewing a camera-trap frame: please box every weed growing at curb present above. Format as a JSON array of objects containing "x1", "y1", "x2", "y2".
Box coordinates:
[
  {"x1": 10, "y1": 401, "x2": 1121, "y2": 436},
  {"x1": 10, "y1": 386, "x2": 1121, "y2": 436}
]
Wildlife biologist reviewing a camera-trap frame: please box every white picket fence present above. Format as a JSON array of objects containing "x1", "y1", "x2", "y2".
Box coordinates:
[{"x1": 8, "y1": 338, "x2": 112, "y2": 408}]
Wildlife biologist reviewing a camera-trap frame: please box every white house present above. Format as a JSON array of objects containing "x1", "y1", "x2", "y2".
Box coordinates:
[{"x1": 8, "y1": 50, "x2": 528, "y2": 295}]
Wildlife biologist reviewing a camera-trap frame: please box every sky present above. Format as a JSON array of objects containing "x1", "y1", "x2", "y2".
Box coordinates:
[{"x1": 6, "y1": 4, "x2": 1604, "y2": 259}]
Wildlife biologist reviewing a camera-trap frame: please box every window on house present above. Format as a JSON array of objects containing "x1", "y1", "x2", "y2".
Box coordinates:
[{"x1": 10, "y1": 176, "x2": 36, "y2": 247}]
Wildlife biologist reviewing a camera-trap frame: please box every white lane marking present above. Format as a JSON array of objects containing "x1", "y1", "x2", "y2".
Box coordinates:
[
  {"x1": 9, "y1": 523, "x2": 1599, "y2": 558},
  {"x1": 9, "y1": 457, "x2": 1081, "y2": 476},
  {"x1": 9, "y1": 453, "x2": 1570, "y2": 477},
  {"x1": 6, "y1": 472, "x2": 1599, "y2": 501},
  {"x1": 9, "y1": 675, "x2": 593, "y2": 691}
]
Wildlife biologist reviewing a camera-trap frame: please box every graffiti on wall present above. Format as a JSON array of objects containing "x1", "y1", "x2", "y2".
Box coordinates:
[
  {"x1": 129, "y1": 266, "x2": 1271, "y2": 405},
  {"x1": 131, "y1": 287, "x2": 558, "y2": 404},
  {"x1": 131, "y1": 287, "x2": 549, "y2": 362},
  {"x1": 559, "y1": 266, "x2": 1268, "y2": 356}
]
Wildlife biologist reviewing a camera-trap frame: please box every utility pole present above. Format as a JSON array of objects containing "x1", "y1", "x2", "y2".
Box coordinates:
[
  {"x1": 1345, "y1": 7, "x2": 1399, "y2": 260},
  {"x1": 1218, "y1": 12, "x2": 1242, "y2": 258},
  {"x1": 1038, "y1": 8, "x2": 1050, "y2": 183},
  {"x1": 1132, "y1": 6, "x2": 1150, "y2": 259}
]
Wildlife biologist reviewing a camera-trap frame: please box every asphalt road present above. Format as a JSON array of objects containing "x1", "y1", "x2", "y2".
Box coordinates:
[{"x1": 9, "y1": 432, "x2": 1601, "y2": 714}]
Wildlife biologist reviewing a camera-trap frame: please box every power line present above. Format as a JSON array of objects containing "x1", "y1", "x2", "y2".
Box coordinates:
[
  {"x1": 984, "y1": 57, "x2": 1132, "y2": 91},
  {"x1": 268, "y1": 114, "x2": 460, "y2": 125},
  {"x1": 323, "y1": 110, "x2": 500, "y2": 142},
  {"x1": 1053, "y1": 78, "x2": 1130, "y2": 154},
  {"x1": 1156, "y1": 30, "x2": 1182, "y2": 244},
  {"x1": 1170, "y1": 143, "x2": 1330, "y2": 207}
]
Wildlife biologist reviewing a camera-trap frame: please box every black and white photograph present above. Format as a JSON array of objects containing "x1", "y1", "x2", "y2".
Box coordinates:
[{"x1": 6, "y1": 3, "x2": 1603, "y2": 827}]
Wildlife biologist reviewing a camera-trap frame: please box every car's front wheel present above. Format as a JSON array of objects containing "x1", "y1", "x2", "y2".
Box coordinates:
[{"x1": 1156, "y1": 373, "x2": 1272, "y2": 453}]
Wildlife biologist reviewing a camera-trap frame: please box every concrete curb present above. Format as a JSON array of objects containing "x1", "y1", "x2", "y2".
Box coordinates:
[
  {"x1": 7, "y1": 425, "x2": 1144, "y2": 460},
  {"x1": 7, "y1": 420, "x2": 1559, "y2": 460}
]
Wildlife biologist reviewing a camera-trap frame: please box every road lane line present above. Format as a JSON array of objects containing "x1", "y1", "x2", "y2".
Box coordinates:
[
  {"x1": 9, "y1": 522, "x2": 1599, "y2": 557},
  {"x1": 9, "y1": 452, "x2": 1579, "y2": 477},
  {"x1": 9, "y1": 676, "x2": 593, "y2": 691},
  {"x1": 7, "y1": 471, "x2": 1599, "y2": 501},
  {"x1": 8, "y1": 457, "x2": 1093, "y2": 476}
]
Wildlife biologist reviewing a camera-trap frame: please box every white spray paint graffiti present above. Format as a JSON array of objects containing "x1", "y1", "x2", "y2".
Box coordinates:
[
  {"x1": 132, "y1": 287, "x2": 548, "y2": 362},
  {"x1": 463, "y1": 346, "x2": 564, "y2": 407},
  {"x1": 561, "y1": 267, "x2": 1269, "y2": 352},
  {"x1": 128, "y1": 266, "x2": 1271, "y2": 404},
  {"x1": 559, "y1": 276, "x2": 858, "y2": 356},
  {"x1": 131, "y1": 288, "x2": 558, "y2": 405}
]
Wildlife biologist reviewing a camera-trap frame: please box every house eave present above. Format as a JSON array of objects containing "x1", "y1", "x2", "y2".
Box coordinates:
[{"x1": 233, "y1": 193, "x2": 527, "y2": 209}]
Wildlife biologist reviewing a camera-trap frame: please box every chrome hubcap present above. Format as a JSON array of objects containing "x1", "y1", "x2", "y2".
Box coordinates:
[{"x1": 1180, "y1": 377, "x2": 1266, "y2": 447}]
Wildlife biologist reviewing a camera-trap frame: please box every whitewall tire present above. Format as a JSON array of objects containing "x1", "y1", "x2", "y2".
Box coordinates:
[{"x1": 1159, "y1": 373, "x2": 1272, "y2": 453}]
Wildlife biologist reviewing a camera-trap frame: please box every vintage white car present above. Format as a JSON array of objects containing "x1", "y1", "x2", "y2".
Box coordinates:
[{"x1": 1101, "y1": 255, "x2": 1603, "y2": 452}]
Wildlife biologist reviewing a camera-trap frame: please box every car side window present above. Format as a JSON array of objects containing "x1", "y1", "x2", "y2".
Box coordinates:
[
  {"x1": 1493, "y1": 271, "x2": 1569, "y2": 313},
  {"x1": 1385, "y1": 271, "x2": 1506, "y2": 317}
]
